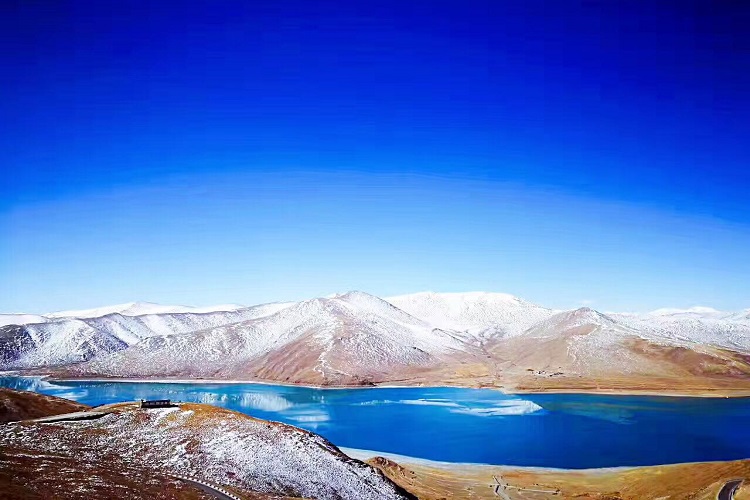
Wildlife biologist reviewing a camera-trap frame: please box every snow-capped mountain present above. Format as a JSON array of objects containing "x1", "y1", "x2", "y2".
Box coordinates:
[
  {"x1": 490, "y1": 307, "x2": 670, "y2": 377},
  {"x1": 62, "y1": 291, "x2": 486, "y2": 384},
  {"x1": 0, "y1": 314, "x2": 49, "y2": 328},
  {"x1": 0, "y1": 301, "x2": 293, "y2": 368},
  {"x1": 2, "y1": 292, "x2": 749, "y2": 393},
  {"x1": 0, "y1": 302, "x2": 250, "y2": 327},
  {"x1": 611, "y1": 307, "x2": 750, "y2": 354},
  {"x1": 45, "y1": 301, "x2": 247, "y2": 319},
  {"x1": 386, "y1": 291, "x2": 555, "y2": 338},
  {"x1": 486, "y1": 306, "x2": 750, "y2": 393}
]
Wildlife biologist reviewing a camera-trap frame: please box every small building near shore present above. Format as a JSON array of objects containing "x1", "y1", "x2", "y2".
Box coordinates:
[{"x1": 139, "y1": 399, "x2": 173, "y2": 409}]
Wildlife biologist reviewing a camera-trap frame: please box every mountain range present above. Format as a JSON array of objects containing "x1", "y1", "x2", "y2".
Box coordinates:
[{"x1": 1, "y1": 292, "x2": 749, "y2": 394}]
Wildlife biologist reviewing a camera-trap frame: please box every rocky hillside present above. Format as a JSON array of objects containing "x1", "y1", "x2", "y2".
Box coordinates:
[
  {"x1": 486, "y1": 307, "x2": 750, "y2": 394},
  {"x1": 0, "y1": 387, "x2": 90, "y2": 423},
  {"x1": 0, "y1": 391, "x2": 414, "y2": 500}
]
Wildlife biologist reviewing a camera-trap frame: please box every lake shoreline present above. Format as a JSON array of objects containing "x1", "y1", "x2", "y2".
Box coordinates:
[
  {"x1": 28, "y1": 373, "x2": 750, "y2": 398},
  {"x1": 341, "y1": 446, "x2": 750, "y2": 472},
  {"x1": 358, "y1": 450, "x2": 750, "y2": 499}
]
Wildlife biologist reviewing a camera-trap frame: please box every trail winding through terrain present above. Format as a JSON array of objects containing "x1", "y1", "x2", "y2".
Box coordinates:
[
  {"x1": 171, "y1": 475, "x2": 241, "y2": 500},
  {"x1": 718, "y1": 479, "x2": 743, "y2": 500}
]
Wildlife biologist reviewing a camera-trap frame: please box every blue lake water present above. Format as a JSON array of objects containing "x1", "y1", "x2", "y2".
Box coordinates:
[{"x1": 2, "y1": 376, "x2": 749, "y2": 469}]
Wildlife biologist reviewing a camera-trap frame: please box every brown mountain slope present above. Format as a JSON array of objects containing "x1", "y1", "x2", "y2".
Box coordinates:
[
  {"x1": 487, "y1": 308, "x2": 750, "y2": 395},
  {"x1": 0, "y1": 452, "x2": 227, "y2": 500},
  {"x1": 0, "y1": 387, "x2": 90, "y2": 423}
]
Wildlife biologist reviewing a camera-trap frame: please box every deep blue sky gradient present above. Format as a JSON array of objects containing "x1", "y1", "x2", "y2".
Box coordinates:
[{"x1": 2, "y1": 1, "x2": 749, "y2": 312}]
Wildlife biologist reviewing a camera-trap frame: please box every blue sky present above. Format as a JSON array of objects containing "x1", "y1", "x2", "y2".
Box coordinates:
[{"x1": 2, "y1": 1, "x2": 749, "y2": 313}]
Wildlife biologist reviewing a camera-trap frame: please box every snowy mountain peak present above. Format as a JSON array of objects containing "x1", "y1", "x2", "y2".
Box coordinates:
[
  {"x1": 334, "y1": 290, "x2": 411, "y2": 312},
  {"x1": 649, "y1": 306, "x2": 723, "y2": 316},
  {"x1": 389, "y1": 291, "x2": 525, "y2": 304},
  {"x1": 0, "y1": 314, "x2": 49, "y2": 328},
  {"x1": 386, "y1": 291, "x2": 553, "y2": 336},
  {"x1": 530, "y1": 307, "x2": 618, "y2": 334},
  {"x1": 566, "y1": 307, "x2": 614, "y2": 322},
  {"x1": 47, "y1": 302, "x2": 174, "y2": 319},
  {"x1": 330, "y1": 290, "x2": 384, "y2": 302},
  {"x1": 46, "y1": 301, "x2": 246, "y2": 319}
]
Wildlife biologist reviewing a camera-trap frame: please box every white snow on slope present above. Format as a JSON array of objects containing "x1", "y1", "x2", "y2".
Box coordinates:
[
  {"x1": 387, "y1": 293, "x2": 750, "y2": 355},
  {"x1": 648, "y1": 306, "x2": 723, "y2": 316},
  {"x1": 612, "y1": 307, "x2": 750, "y2": 353},
  {"x1": 386, "y1": 291, "x2": 556, "y2": 338},
  {"x1": 2, "y1": 292, "x2": 748, "y2": 372},
  {"x1": 0, "y1": 302, "x2": 295, "y2": 369},
  {"x1": 0, "y1": 303, "x2": 252, "y2": 326},
  {"x1": 516, "y1": 307, "x2": 661, "y2": 375},
  {"x1": 77, "y1": 292, "x2": 477, "y2": 379},
  {"x1": 0, "y1": 314, "x2": 49, "y2": 327},
  {"x1": 46, "y1": 301, "x2": 247, "y2": 319},
  {"x1": 12, "y1": 319, "x2": 128, "y2": 367}
]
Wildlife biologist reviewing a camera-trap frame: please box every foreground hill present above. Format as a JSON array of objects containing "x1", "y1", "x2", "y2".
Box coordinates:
[
  {"x1": 0, "y1": 391, "x2": 414, "y2": 500},
  {"x1": 0, "y1": 387, "x2": 89, "y2": 423},
  {"x1": 2, "y1": 291, "x2": 750, "y2": 394}
]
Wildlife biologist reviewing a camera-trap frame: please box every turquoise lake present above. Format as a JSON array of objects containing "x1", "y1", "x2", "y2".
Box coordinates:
[{"x1": 3, "y1": 376, "x2": 749, "y2": 469}]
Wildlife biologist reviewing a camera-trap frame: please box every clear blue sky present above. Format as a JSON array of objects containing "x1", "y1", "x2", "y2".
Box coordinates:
[{"x1": 2, "y1": 1, "x2": 749, "y2": 313}]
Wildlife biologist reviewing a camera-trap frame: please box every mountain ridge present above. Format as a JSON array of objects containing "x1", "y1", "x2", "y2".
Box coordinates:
[
  {"x1": 4, "y1": 291, "x2": 747, "y2": 327},
  {"x1": 2, "y1": 291, "x2": 749, "y2": 395}
]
